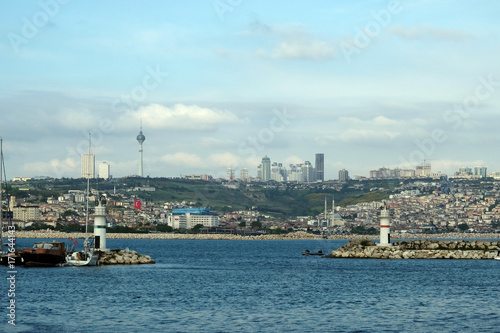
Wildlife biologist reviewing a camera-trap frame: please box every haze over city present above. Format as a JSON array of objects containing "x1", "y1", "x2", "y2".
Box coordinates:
[{"x1": 1, "y1": 0, "x2": 499, "y2": 180}]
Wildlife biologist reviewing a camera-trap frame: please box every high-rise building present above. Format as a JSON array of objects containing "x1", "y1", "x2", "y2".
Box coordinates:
[
  {"x1": 315, "y1": 153, "x2": 324, "y2": 181},
  {"x1": 81, "y1": 154, "x2": 95, "y2": 179},
  {"x1": 99, "y1": 162, "x2": 110, "y2": 180},
  {"x1": 302, "y1": 161, "x2": 316, "y2": 182},
  {"x1": 227, "y1": 167, "x2": 235, "y2": 181},
  {"x1": 339, "y1": 169, "x2": 349, "y2": 182},
  {"x1": 271, "y1": 163, "x2": 287, "y2": 182},
  {"x1": 240, "y1": 168, "x2": 249, "y2": 181},
  {"x1": 474, "y1": 166, "x2": 487, "y2": 178},
  {"x1": 261, "y1": 156, "x2": 271, "y2": 181},
  {"x1": 137, "y1": 121, "x2": 146, "y2": 177}
]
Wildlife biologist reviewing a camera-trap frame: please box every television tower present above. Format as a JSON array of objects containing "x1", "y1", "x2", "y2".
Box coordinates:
[{"x1": 137, "y1": 120, "x2": 146, "y2": 177}]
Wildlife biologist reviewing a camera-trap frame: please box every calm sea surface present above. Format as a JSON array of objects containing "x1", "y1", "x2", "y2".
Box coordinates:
[{"x1": 1, "y1": 238, "x2": 499, "y2": 333}]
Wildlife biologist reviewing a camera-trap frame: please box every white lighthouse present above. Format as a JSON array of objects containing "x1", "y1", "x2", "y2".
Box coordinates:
[
  {"x1": 137, "y1": 121, "x2": 146, "y2": 177},
  {"x1": 378, "y1": 204, "x2": 392, "y2": 246},
  {"x1": 93, "y1": 196, "x2": 108, "y2": 251}
]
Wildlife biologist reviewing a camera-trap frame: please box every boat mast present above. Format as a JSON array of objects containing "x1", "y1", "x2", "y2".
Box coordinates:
[
  {"x1": 0, "y1": 139, "x2": 3, "y2": 251},
  {"x1": 85, "y1": 133, "x2": 91, "y2": 234}
]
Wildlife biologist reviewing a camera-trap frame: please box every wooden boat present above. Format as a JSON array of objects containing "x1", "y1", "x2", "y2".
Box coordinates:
[{"x1": 21, "y1": 241, "x2": 66, "y2": 267}]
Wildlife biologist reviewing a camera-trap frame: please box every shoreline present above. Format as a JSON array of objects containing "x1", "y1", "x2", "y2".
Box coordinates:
[{"x1": 10, "y1": 231, "x2": 500, "y2": 241}]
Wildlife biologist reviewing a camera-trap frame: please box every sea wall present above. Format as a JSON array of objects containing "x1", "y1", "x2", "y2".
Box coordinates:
[
  {"x1": 326, "y1": 239, "x2": 500, "y2": 260},
  {"x1": 14, "y1": 231, "x2": 320, "y2": 240},
  {"x1": 13, "y1": 231, "x2": 500, "y2": 240}
]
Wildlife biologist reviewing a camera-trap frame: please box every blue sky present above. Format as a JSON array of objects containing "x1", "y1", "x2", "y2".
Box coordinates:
[{"x1": 1, "y1": 0, "x2": 499, "y2": 180}]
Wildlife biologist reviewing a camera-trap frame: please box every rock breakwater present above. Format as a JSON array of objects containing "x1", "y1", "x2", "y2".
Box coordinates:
[
  {"x1": 326, "y1": 239, "x2": 500, "y2": 260},
  {"x1": 98, "y1": 249, "x2": 155, "y2": 265}
]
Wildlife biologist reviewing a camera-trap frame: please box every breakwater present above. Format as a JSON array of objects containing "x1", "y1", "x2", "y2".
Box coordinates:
[
  {"x1": 14, "y1": 231, "x2": 500, "y2": 240},
  {"x1": 326, "y1": 239, "x2": 500, "y2": 259},
  {"x1": 98, "y1": 249, "x2": 155, "y2": 265}
]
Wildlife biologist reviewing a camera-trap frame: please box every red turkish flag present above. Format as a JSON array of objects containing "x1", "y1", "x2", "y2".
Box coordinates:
[{"x1": 134, "y1": 199, "x2": 142, "y2": 210}]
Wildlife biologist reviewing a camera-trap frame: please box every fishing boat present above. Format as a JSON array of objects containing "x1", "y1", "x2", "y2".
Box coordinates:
[
  {"x1": 64, "y1": 133, "x2": 99, "y2": 266},
  {"x1": 21, "y1": 241, "x2": 67, "y2": 267},
  {"x1": 65, "y1": 236, "x2": 98, "y2": 266}
]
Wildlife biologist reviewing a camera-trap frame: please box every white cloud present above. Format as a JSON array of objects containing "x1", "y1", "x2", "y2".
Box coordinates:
[
  {"x1": 267, "y1": 39, "x2": 336, "y2": 60},
  {"x1": 337, "y1": 129, "x2": 400, "y2": 143},
  {"x1": 161, "y1": 152, "x2": 203, "y2": 167},
  {"x1": 200, "y1": 137, "x2": 236, "y2": 147},
  {"x1": 284, "y1": 155, "x2": 304, "y2": 165},
  {"x1": 248, "y1": 22, "x2": 336, "y2": 61},
  {"x1": 131, "y1": 103, "x2": 242, "y2": 131},
  {"x1": 208, "y1": 153, "x2": 241, "y2": 168},
  {"x1": 427, "y1": 159, "x2": 486, "y2": 175},
  {"x1": 389, "y1": 24, "x2": 474, "y2": 40},
  {"x1": 23, "y1": 158, "x2": 78, "y2": 178}
]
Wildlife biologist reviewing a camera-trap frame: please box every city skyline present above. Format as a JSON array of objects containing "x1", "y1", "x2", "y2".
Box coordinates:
[{"x1": 1, "y1": 1, "x2": 499, "y2": 180}]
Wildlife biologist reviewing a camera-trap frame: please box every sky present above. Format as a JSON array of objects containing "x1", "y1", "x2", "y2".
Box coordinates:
[{"x1": 1, "y1": 0, "x2": 499, "y2": 180}]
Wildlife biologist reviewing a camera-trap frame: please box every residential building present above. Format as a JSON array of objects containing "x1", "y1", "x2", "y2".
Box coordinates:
[
  {"x1": 81, "y1": 154, "x2": 95, "y2": 179},
  {"x1": 261, "y1": 156, "x2": 271, "y2": 181},
  {"x1": 339, "y1": 169, "x2": 349, "y2": 182},
  {"x1": 315, "y1": 153, "x2": 324, "y2": 181},
  {"x1": 474, "y1": 166, "x2": 487, "y2": 178},
  {"x1": 240, "y1": 168, "x2": 249, "y2": 181},
  {"x1": 99, "y1": 162, "x2": 110, "y2": 180},
  {"x1": 13, "y1": 205, "x2": 40, "y2": 222}
]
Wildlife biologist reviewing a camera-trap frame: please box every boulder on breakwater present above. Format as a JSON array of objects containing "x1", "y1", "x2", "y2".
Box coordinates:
[
  {"x1": 326, "y1": 239, "x2": 500, "y2": 260},
  {"x1": 98, "y1": 249, "x2": 155, "y2": 265}
]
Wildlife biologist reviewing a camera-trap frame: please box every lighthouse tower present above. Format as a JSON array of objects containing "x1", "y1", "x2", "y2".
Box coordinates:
[
  {"x1": 93, "y1": 196, "x2": 108, "y2": 251},
  {"x1": 378, "y1": 204, "x2": 392, "y2": 246}
]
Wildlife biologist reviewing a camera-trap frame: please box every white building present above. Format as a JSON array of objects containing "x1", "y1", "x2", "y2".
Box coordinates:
[
  {"x1": 99, "y1": 162, "x2": 111, "y2": 180},
  {"x1": 168, "y1": 208, "x2": 219, "y2": 229},
  {"x1": 240, "y1": 168, "x2": 249, "y2": 182},
  {"x1": 81, "y1": 154, "x2": 95, "y2": 179},
  {"x1": 13, "y1": 205, "x2": 40, "y2": 222}
]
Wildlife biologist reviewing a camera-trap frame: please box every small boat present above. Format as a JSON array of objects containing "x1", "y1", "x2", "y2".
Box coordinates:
[
  {"x1": 65, "y1": 237, "x2": 99, "y2": 266},
  {"x1": 20, "y1": 241, "x2": 67, "y2": 267},
  {"x1": 64, "y1": 133, "x2": 99, "y2": 267},
  {"x1": 302, "y1": 250, "x2": 324, "y2": 256}
]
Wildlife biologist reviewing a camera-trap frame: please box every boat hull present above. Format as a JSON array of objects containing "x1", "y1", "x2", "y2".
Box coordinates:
[
  {"x1": 21, "y1": 252, "x2": 66, "y2": 267},
  {"x1": 65, "y1": 251, "x2": 99, "y2": 266},
  {"x1": 0, "y1": 254, "x2": 24, "y2": 266}
]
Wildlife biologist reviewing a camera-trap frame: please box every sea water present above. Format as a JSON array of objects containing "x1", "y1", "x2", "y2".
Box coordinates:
[{"x1": 1, "y1": 238, "x2": 499, "y2": 333}]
